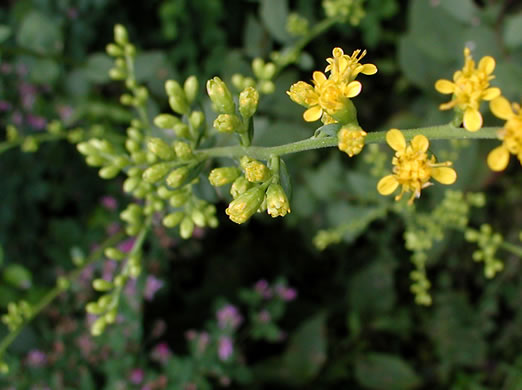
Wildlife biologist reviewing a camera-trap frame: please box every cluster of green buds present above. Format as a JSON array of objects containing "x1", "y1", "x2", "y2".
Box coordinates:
[
  {"x1": 286, "y1": 13, "x2": 309, "y2": 37},
  {"x1": 465, "y1": 224, "x2": 504, "y2": 278},
  {"x1": 322, "y1": 0, "x2": 366, "y2": 25},
  {"x1": 208, "y1": 77, "x2": 260, "y2": 146},
  {"x1": 231, "y1": 58, "x2": 276, "y2": 95},
  {"x1": 1, "y1": 300, "x2": 31, "y2": 331},
  {"x1": 85, "y1": 245, "x2": 142, "y2": 336},
  {"x1": 210, "y1": 156, "x2": 290, "y2": 224},
  {"x1": 76, "y1": 137, "x2": 130, "y2": 179}
]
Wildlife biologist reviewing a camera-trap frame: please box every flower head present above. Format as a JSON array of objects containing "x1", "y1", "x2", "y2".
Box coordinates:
[
  {"x1": 216, "y1": 304, "x2": 243, "y2": 330},
  {"x1": 218, "y1": 336, "x2": 234, "y2": 361},
  {"x1": 377, "y1": 129, "x2": 457, "y2": 204},
  {"x1": 487, "y1": 96, "x2": 522, "y2": 171},
  {"x1": 435, "y1": 47, "x2": 501, "y2": 132},
  {"x1": 325, "y1": 48, "x2": 377, "y2": 84},
  {"x1": 337, "y1": 124, "x2": 367, "y2": 157}
]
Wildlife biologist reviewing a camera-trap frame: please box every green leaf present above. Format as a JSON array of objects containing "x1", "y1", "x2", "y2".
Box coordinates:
[
  {"x1": 85, "y1": 53, "x2": 113, "y2": 83},
  {"x1": 355, "y1": 353, "x2": 422, "y2": 390},
  {"x1": 504, "y1": 13, "x2": 522, "y2": 49},
  {"x1": 439, "y1": 0, "x2": 477, "y2": 24},
  {"x1": 260, "y1": 0, "x2": 292, "y2": 43},
  {"x1": 17, "y1": 11, "x2": 63, "y2": 55},
  {"x1": 0, "y1": 24, "x2": 11, "y2": 43},
  {"x1": 3, "y1": 264, "x2": 32, "y2": 289},
  {"x1": 29, "y1": 58, "x2": 60, "y2": 84},
  {"x1": 282, "y1": 313, "x2": 327, "y2": 384},
  {"x1": 134, "y1": 51, "x2": 169, "y2": 83},
  {"x1": 0, "y1": 244, "x2": 3, "y2": 267}
]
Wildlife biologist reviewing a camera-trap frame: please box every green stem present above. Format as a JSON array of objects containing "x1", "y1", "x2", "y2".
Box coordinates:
[
  {"x1": 500, "y1": 241, "x2": 522, "y2": 257},
  {"x1": 197, "y1": 125, "x2": 501, "y2": 161},
  {"x1": 0, "y1": 232, "x2": 125, "y2": 361},
  {"x1": 0, "y1": 133, "x2": 67, "y2": 155}
]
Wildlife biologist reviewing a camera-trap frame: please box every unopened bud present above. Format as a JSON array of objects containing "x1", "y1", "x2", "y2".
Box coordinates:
[
  {"x1": 239, "y1": 87, "x2": 259, "y2": 119},
  {"x1": 230, "y1": 176, "x2": 252, "y2": 198},
  {"x1": 209, "y1": 167, "x2": 241, "y2": 186},
  {"x1": 179, "y1": 217, "x2": 195, "y2": 239},
  {"x1": 206, "y1": 77, "x2": 235, "y2": 114},
  {"x1": 192, "y1": 209, "x2": 206, "y2": 227},
  {"x1": 174, "y1": 141, "x2": 193, "y2": 160},
  {"x1": 226, "y1": 185, "x2": 266, "y2": 224},
  {"x1": 147, "y1": 137, "x2": 175, "y2": 160},
  {"x1": 266, "y1": 183, "x2": 291, "y2": 217},
  {"x1": 184, "y1": 75, "x2": 199, "y2": 104},
  {"x1": 92, "y1": 279, "x2": 113, "y2": 292},
  {"x1": 166, "y1": 166, "x2": 190, "y2": 188},
  {"x1": 114, "y1": 24, "x2": 128, "y2": 45},
  {"x1": 189, "y1": 111, "x2": 205, "y2": 131},
  {"x1": 106, "y1": 43, "x2": 123, "y2": 57},
  {"x1": 214, "y1": 114, "x2": 241, "y2": 133},
  {"x1": 91, "y1": 316, "x2": 107, "y2": 336},
  {"x1": 241, "y1": 157, "x2": 271, "y2": 183},
  {"x1": 99, "y1": 165, "x2": 120, "y2": 179},
  {"x1": 142, "y1": 162, "x2": 171, "y2": 183},
  {"x1": 154, "y1": 114, "x2": 180, "y2": 129},
  {"x1": 104, "y1": 247, "x2": 125, "y2": 261},
  {"x1": 174, "y1": 123, "x2": 190, "y2": 138},
  {"x1": 163, "y1": 212, "x2": 184, "y2": 228}
]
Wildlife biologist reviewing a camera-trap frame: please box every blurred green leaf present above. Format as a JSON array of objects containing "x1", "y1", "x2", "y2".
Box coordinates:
[
  {"x1": 0, "y1": 244, "x2": 3, "y2": 267},
  {"x1": 355, "y1": 353, "x2": 422, "y2": 390},
  {"x1": 3, "y1": 264, "x2": 32, "y2": 289},
  {"x1": 17, "y1": 11, "x2": 62, "y2": 55},
  {"x1": 85, "y1": 53, "x2": 113, "y2": 83},
  {"x1": 29, "y1": 58, "x2": 60, "y2": 84},
  {"x1": 260, "y1": 0, "x2": 292, "y2": 44},
  {"x1": 439, "y1": 0, "x2": 477, "y2": 24},
  {"x1": 244, "y1": 15, "x2": 266, "y2": 58},
  {"x1": 0, "y1": 25, "x2": 11, "y2": 43},
  {"x1": 504, "y1": 13, "x2": 522, "y2": 50}
]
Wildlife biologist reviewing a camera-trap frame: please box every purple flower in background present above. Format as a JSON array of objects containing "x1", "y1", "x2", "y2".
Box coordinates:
[
  {"x1": 26, "y1": 114, "x2": 46, "y2": 130},
  {"x1": 218, "y1": 336, "x2": 233, "y2": 361},
  {"x1": 26, "y1": 349, "x2": 47, "y2": 367},
  {"x1": 57, "y1": 104, "x2": 74, "y2": 122},
  {"x1": 0, "y1": 100, "x2": 11, "y2": 111},
  {"x1": 254, "y1": 279, "x2": 272, "y2": 299},
  {"x1": 217, "y1": 304, "x2": 243, "y2": 330},
  {"x1": 19, "y1": 82, "x2": 36, "y2": 110},
  {"x1": 151, "y1": 342, "x2": 171, "y2": 364},
  {"x1": 129, "y1": 368, "x2": 144, "y2": 385},
  {"x1": 118, "y1": 237, "x2": 136, "y2": 253},
  {"x1": 275, "y1": 285, "x2": 297, "y2": 301},
  {"x1": 258, "y1": 310, "x2": 271, "y2": 324},
  {"x1": 102, "y1": 260, "x2": 117, "y2": 281},
  {"x1": 144, "y1": 275, "x2": 164, "y2": 301},
  {"x1": 11, "y1": 111, "x2": 22, "y2": 125},
  {"x1": 100, "y1": 196, "x2": 118, "y2": 211}
]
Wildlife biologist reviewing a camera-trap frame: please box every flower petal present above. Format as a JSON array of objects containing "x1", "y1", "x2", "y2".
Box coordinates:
[
  {"x1": 463, "y1": 108, "x2": 483, "y2": 132},
  {"x1": 435, "y1": 79, "x2": 455, "y2": 94},
  {"x1": 303, "y1": 105, "x2": 322, "y2": 122},
  {"x1": 482, "y1": 87, "x2": 501, "y2": 101},
  {"x1": 377, "y1": 175, "x2": 399, "y2": 195},
  {"x1": 487, "y1": 145, "x2": 510, "y2": 171},
  {"x1": 312, "y1": 71, "x2": 327, "y2": 84},
  {"x1": 361, "y1": 63, "x2": 378, "y2": 75},
  {"x1": 411, "y1": 135, "x2": 429, "y2": 152},
  {"x1": 490, "y1": 96, "x2": 513, "y2": 120},
  {"x1": 478, "y1": 56, "x2": 495, "y2": 75},
  {"x1": 432, "y1": 167, "x2": 457, "y2": 184},
  {"x1": 386, "y1": 129, "x2": 406, "y2": 151},
  {"x1": 344, "y1": 81, "x2": 362, "y2": 98}
]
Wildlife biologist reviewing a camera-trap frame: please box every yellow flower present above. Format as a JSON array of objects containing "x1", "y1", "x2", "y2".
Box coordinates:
[
  {"x1": 487, "y1": 96, "x2": 522, "y2": 171},
  {"x1": 325, "y1": 48, "x2": 377, "y2": 83},
  {"x1": 377, "y1": 129, "x2": 457, "y2": 204},
  {"x1": 338, "y1": 124, "x2": 367, "y2": 157},
  {"x1": 435, "y1": 48, "x2": 501, "y2": 132},
  {"x1": 287, "y1": 71, "x2": 361, "y2": 123}
]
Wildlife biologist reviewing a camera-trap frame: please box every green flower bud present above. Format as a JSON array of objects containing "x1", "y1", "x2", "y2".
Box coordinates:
[
  {"x1": 166, "y1": 166, "x2": 190, "y2": 188},
  {"x1": 180, "y1": 217, "x2": 195, "y2": 239},
  {"x1": 120, "y1": 204, "x2": 142, "y2": 224},
  {"x1": 93, "y1": 279, "x2": 113, "y2": 292},
  {"x1": 174, "y1": 141, "x2": 193, "y2": 160},
  {"x1": 189, "y1": 111, "x2": 205, "y2": 132},
  {"x1": 104, "y1": 247, "x2": 125, "y2": 261},
  {"x1": 114, "y1": 24, "x2": 128, "y2": 45},
  {"x1": 124, "y1": 43, "x2": 136, "y2": 57},
  {"x1": 109, "y1": 68, "x2": 126, "y2": 80},
  {"x1": 0, "y1": 361, "x2": 9, "y2": 374},
  {"x1": 86, "y1": 302, "x2": 103, "y2": 314},
  {"x1": 241, "y1": 157, "x2": 271, "y2": 183},
  {"x1": 266, "y1": 183, "x2": 291, "y2": 217},
  {"x1": 154, "y1": 114, "x2": 180, "y2": 129},
  {"x1": 77, "y1": 142, "x2": 97, "y2": 156},
  {"x1": 286, "y1": 13, "x2": 309, "y2": 36},
  {"x1": 114, "y1": 58, "x2": 126, "y2": 69},
  {"x1": 163, "y1": 211, "x2": 184, "y2": 228},
  {"x1": 7, "y1": 125, "x2": 19, "y2": 141},
  {"x1": 106, "y1": 43, "x2": 123, "y2": 57},
  {"x1": 252, "y1": 58, "x2": 265, "y2": 79},
  {"x1": 120, "y1": 93, "x2": 134, "y2": 105},
  {"x1": 157, "y1": 186, "x2": 173, "y2": 199},
  {"x1": 184, "y1": 75, "x2": 199, "y2": 104},
  {"x1": 57, "y1": 276, "x2": 70, "y2": 290},
  {"x1": 91, "y1": 316, "x2": 107, "y2": 336},
  {"x1": 105, "y1": 309, "x2": 117, "y2": 324},
  {"x1": 209, "y1": 167, "x2": 241, "y2": 186},
  {"x1": 169, "y1": 96, "x2": 189, "y2": 115},
  {"x1": 114, "y1": 274, "x2": 128, "y2": 287},
  {"x1": 132, "y1": 151, "x2": 147, "y2": 164},
  {"x1": 259, "y1": 80, "x2": 275, "y2": 94},
  {"x1": 230, "y1": 176, "x2": 252, "y2": 198},
  {"x1": 206, "y1": 77, "x2": 235, "y2": 114},
  {"x1": 147, "y1": 137, "x2": 175, "y2": 160},
  {"x1": 169, "y1": 190, "x2": 189, "y2": 207},
  {"x1": 99, "y1": 165, "x2": 120, "y2": 179},
  {"x1": 264, "y1": 63, "x2": 276, "y2": 79},
  {"x1": 21, "y1": 136, "x2": 38, "y2": 153},
  {"x1": 174, "y1": 123, "x2": 190, "y2": 138},
  {"x1": 214, "y1": 114, "x2": 242, "y2": 133},
  {"x1": 47, "y1": 120, "x2": 62, "y2": 135},
  {"x1": 226, "y1": 185, "x2": 266, "y2": 224},
  {"x1": 142, "y1": 162, "x2": 171, "y2": 183},
  {"x1": 86, "y1": 155, "x2": 105, "y2": 167},
  {"x1": 192, "y1": 209, "x2": 206, "y2": 227},
  {"x1": 239, "y1": 87, "x2": 259, "y2": 119}
]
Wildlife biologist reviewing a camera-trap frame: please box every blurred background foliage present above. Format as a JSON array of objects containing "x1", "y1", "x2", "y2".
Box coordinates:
[{"x1": 0, "y1": 0, "x2": 521, "y2": 389}]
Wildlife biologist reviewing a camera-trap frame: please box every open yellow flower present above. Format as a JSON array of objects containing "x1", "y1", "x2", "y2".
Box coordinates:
[
  {"x1": 325, "y1": 48, "x2": 377, "y2": 83},
  {"x1": 377, "y1": 129, "x2": 457, "y2": 204},
  {"x1": 435, "y1": 48, "x2": 501, "y2": 132},
  {"x1": 287, "y1": 71, "x2": 362, "y2": 123},
  {"x1": 487, "y1": 96, "x2": 522, "y2": 171}
]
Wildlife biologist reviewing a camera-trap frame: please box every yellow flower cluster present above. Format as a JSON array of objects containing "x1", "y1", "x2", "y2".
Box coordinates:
[
  {"x1": 487, "y1": 97, "x2": 522, "y2": 171},
  {"x1": 435, "y1": 48, "x2": 501, "y2": 132},
  {"x1": 287, "y1": 48, "x2": 377, "y2": 124},
  {"x1": 377, "y1": 129, "x2": 457, "y2": 204}
]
